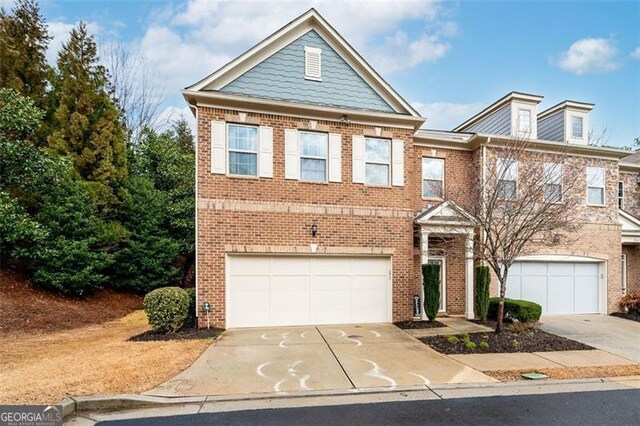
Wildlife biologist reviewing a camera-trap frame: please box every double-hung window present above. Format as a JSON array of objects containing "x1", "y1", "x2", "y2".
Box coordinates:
[
  {"x1": 365, "y1": 137, "x2": 391, "y2": 185},
  {"x1": 497, "y1": 158, "x2": 518, "y2": 199},
  {"x1": 543, "y1": 163, "x2": 563, "y2": 203},
  {"x1": 518, "y1": 109, "x2": 531, "y2": 134},
  {"x1": 422, "y1": 158, "x2": 444, "y2": 199},
  {"x1": 587, "y1": 167, "x2": 605, "y2": 205},
  {"x1": 618, "y1": 181, "x2": 624, "y2": 209},
  {"x1": 571, "y1": 116, "x2": 584, "y2": 139},
  {"x1": 228, "y1": 124, "x2": 258, "y2": 176},
  {"x1": 299, "y1": 131, "x2": 328, "y2": 182}
]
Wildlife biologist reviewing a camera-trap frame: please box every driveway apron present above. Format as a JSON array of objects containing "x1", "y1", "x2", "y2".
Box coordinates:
[{"x1": 147, "y1": 323, "x2": 493, "y2": 397}]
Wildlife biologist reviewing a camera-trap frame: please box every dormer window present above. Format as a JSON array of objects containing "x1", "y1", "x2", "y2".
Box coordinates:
[
  {"x1": 304, "y1": 46, "x2": 322, "y2": 81},
  {"x1": 571, "y1": 116, "x2": 584, "y2": 139},
  {"x1": 518, "y1": 109, "x2": 531, "y2": 133}
]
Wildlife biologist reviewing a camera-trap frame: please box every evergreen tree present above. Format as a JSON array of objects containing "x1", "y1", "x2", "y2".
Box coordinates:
[
  {"x1": 47, "y1": 21, "x2": 128, "y2": 203},
  {"x1": 172, "y1": 116, "x2": 195, "y2": 154},
  {"x1": 0, "y1": 0, "x2": 52, "y2": 108}
]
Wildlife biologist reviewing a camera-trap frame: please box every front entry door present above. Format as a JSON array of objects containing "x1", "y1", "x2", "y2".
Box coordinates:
[{"x1": 422, "y1": 258, "x2": 446, "y2": 319}]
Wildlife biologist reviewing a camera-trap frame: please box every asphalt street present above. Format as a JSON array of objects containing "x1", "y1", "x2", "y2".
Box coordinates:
[{"x1": 96, "y1": 389, "x2": 640, "y2": 425}]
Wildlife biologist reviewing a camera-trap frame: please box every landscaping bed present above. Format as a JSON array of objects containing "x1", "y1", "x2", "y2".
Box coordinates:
[
  {"x1": 130, "y1": 326, "x2": 223, "y2": 342},
  {"x1": 487, "y1": 365, "x2": 640, "y2": 382},
  {"x1": 611, "y1": 311, "x2": 640, "y2": 323},
  {"x1": 394, "y1": 320, "x2": 446, "y2": 329},
  {"x1": 421, "y1": 324, "x2": 593, "y2": 354}
]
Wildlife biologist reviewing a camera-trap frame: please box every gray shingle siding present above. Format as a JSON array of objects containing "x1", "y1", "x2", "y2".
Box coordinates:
[
  {"x1": 538, "y1": 111, "x2": 564, "y2": 142},
  {"x1": 219, "y1": 30, "x2": 395, "y2": 113},
  {"x1": 465, "y1": 104, "x2": 511, "y2": 135}
]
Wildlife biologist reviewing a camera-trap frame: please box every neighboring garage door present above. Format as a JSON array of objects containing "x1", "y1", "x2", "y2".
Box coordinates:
[
  {"x1": 227, "y1": 256, "x2": 391, "y2": 328},
  {"x1": 506, "y1": 261, "x2": 600, "y2": 315}
]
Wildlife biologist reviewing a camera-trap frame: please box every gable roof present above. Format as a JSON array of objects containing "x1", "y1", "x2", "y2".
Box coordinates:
[
  {"x1": 452, "y1": 91, "x2": 543, "y2": 132},
  {"x1": 621, "y1": 210, "x2": 640, "y2": 244},
  {"x1": 622, "y1": 150, "x2": 640, "y2": 164},
  {"x1": 184, "y1": 8, "x2": 420, "y2": 118},
  {"x1": 415, "y1": 200, "x2": 476, "y2": 226}
]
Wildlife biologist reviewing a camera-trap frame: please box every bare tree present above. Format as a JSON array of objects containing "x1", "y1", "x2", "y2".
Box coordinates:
[
  {"x1": 439, "y1": 137, "x2": 584, "y2": 332},
  {"x1": 102, "y1": 41, "x2": 164, "y2": 144}
]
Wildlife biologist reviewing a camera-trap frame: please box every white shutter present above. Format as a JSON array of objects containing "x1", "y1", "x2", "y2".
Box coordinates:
[
  {"x1": 259, "y1": 126, "x2": 273, "y2": 178},
  {"x1": 352, "y1": 135, "x2": 365, "y2": 183},
  {"x1": 328, "y1": 133, "x2": 342, "y2": 182},
  {"x1": 285, "y1": 129, "x2": 299, "y2": 180},
  {"x1": 392, "y1": 139, "x2": 404, "y2": 187},
  {"x1": 211, "y1": 121, "x2": 226, "y2": 174}
]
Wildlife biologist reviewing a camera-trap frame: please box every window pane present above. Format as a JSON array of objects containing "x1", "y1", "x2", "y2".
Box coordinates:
[
  {"x1": 422, "y1": 158, "x2": 444, "y2": 180},
  {"x1": 544, "y1": 183, "x2": 562, "y2": 203},
  {"x1": 228, "y1": 125, "x2": 258, "y2": 151},
  {"x1": 498, "y1": 180, "x2": 516, "y2": 199},
  {"x1": 365, "y1": 163, "x2": 389, "y2": 185},
  {"x1": 299, "y1": 132, "x2": 328, "y2": 157},
  {"x1": 228, "y1": 152, "x2": 257, "y2": 176},
  {"x1": 518, "y1": 109, "x2": 531, "y2": 132},
  {"x1": 587, "y1": 167, "x2": 604, "y2": 187},
  {"x1": 588, "y1": 187, "x2": 604, "y2": 205},
  {"x1": 423, "y1": 180, "x2": 443, "y2": 198},
  {"x1": 544, "y1": 163, "x2": 562, "y2": 184},
  {"x1": 572, "y1": 116, "x2": 583, "y2": 138},
  {"x1": 300, "y1": 158, "x2": 326, "y2": 182},
  {"x1": 365, "y1": 138, "x2": 390, "y2": 163},
  {"x1": 497, "y1": 158, "x2": 518, "y2": 180}
]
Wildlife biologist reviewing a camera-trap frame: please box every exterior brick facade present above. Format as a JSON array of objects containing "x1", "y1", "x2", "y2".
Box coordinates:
[{"x1": 621, "y1": 170, "x2": 640, "y2": 218}]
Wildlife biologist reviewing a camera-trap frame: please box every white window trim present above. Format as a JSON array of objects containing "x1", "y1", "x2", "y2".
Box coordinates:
[
  {"x1": 571, "y1": 115, "x2": 584, "y2": 139},
  {"x1": 304, "y1": 46, "x2": 322, "y2": 81},
  {"x1": 299, "y1": 130, "x2": 328, "y2": 183},
  {"x1": 543, "y1": 163, "x2": 563, "y2": 203},
  {"x1": 227, "y1": 123, "x2": 259, "y2": 177},
  {"x1": 518, "y1": 108, "x2": 532, "y2": 134},
  {"x1": 497, "y1": 158, "x2": 518, "y2": 199},
  {"x1": 364, "y1": 137, "x2": 391, "y2": 186},
  {"x1": 422, "y1": 157, "x2": 445, "y2": 199},
  {"x1": 586, "y1": 166, "x2": 606, "y2": 206},
  {"x1": 618, "y1": 181, "x2": 625, "y2": 210}
]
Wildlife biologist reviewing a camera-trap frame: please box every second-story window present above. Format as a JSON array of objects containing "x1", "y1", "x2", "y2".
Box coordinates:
[
  {"x1": 497, "y1": 158, "x2": 518, "y2": 199},
  {"x1": 571, "y1": 116, "x2": 584, "y2": 139},
  {"x1": 228, "y1": 124, "x2": 258, "y2": 176},
  {"x1": 543, "y1": 163, "x2": 563, "y2": 203},
  {"x1": 618, "y1": 181, "x2": 624, "y2": 209},
  {"x1": 587, "y1": 167, "x2": 605, "y2": 205},
  {"x1": 365, "y1": 137, "x2": 390, "y2": 185},
  {"x1": 518, "y1": 109, "x2": 531, "y2": 133},
  {"x1": 422, "y1": 158, "x2": 444, "y2": 199},
  {"x1": 299, "y1": 131, "x2": 328, "y2": 182}
]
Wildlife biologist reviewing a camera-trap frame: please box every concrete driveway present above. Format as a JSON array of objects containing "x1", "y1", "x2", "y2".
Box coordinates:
[
  {"x1": 148, "y1": 324, "x2": 493, "y2": 397},
  {"x1": 540, "y1": 315, "x2": 640, "y2": 363}
]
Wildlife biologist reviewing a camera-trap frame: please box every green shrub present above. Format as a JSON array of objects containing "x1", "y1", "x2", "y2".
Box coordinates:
[
  {"x1": 478, "y1": 341, "x2": 489, "y2": 349},
  {"x1": 474, "y1": 266, "x2": 491, "y2": 321},
  {"x1": 488, "y1": 297, "x2": 542, "y2": 323},
  {"x1": 422, "y1": 263, "x2": 440, "y2": 322},
  {"x1": 446, "y1": 335, "x2": 459, "y2": 345},
  {"x1": 465, "y1": 341, "x2": 477, "y2": 350},
  {"x1": 143, "y1": 287, "x2": 190, "y2": 332}
]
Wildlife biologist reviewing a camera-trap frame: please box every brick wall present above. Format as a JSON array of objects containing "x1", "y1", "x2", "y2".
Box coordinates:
[
  {"x1": 623, "y1": 245, "x2": 640, "y2": 294},
  {"x1": 621, "y1": 171, "x2": 640, "y2": 218}
]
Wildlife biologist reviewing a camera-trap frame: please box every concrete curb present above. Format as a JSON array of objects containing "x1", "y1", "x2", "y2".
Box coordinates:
[{"x1": 59, "y1": 377, "x2": 626, "y2": 420}]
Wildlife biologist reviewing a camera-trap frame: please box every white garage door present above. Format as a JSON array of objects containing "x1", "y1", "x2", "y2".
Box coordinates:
[
  {"x1": 506, "y1": 262, "x2": 600, "y2": 315},
  {"x1": 227, "y1": 256, "x2": 391, "y2": 328}
]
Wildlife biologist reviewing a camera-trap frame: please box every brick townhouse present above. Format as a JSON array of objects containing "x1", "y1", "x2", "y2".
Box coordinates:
[{"x1": 182, "y1": 9, "x2": 640, "y2": 328}]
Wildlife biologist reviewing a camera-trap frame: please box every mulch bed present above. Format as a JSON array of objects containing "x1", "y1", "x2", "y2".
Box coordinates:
[
  {"x1": 0, "y1": 268, "x2": 142, "y2": 336},
  {"x1": 487, "y1": 365, "x2": 640, "y2": 382},
  {"x1": 394, "y1": 320, "x2": 447, "y2": 329},
  {"x1": 421, "y1": 326, "x2": 593, "y2": 354},
  {"x1": 611, "y1": 311, "x2": 640, "y2": 323},
  {"x1": 129, "y1": 326, "x2": 223, "y2": 342}
]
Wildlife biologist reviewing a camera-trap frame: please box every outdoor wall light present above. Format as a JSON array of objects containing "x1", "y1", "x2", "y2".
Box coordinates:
[{"x1": 311, "y1": 220, "x2": 318, "y2": 237}]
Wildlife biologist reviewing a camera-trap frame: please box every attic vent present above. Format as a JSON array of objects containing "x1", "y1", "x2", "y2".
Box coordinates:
[{"x1": 304, "y1": 46, "x2": 322, "y2": 81}]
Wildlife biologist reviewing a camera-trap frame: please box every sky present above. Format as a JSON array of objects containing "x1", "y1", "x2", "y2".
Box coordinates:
[{"x1": 3, "y1": 0, "x2": 639, "y2": 147}]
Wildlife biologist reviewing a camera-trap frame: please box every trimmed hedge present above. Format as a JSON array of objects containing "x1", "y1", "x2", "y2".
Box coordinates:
[
  {"x1": 474, "y1": 266, "x2": 490, "y2": 321},
  {"x1": 422, "y1": 263, "x2": 441, "y2": 322},
  {"x1": 488, "y1": 297, "x2": 542, "y2": 323},
  {"x1": 143, "y1": 287, "x2": 190, "y2": 332}
]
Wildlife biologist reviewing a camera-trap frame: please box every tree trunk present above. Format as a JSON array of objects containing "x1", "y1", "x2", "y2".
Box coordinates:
[{"x1": 495, "y1": 274, "x2": 508, "y2": 333}]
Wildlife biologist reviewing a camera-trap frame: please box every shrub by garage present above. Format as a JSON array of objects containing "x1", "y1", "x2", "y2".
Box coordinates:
[
  {"x1": 143, "y1": 287, "x2": 190, "y2": 333},
  {"x1": 488, "y1": 297, "x2": 542, "y2": 323}
]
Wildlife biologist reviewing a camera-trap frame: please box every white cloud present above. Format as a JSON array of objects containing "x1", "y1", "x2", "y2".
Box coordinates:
[
  {"x1": 412, "y1": 101, "x2": 485, "y2": 130},
  {"x1": 0, "y1": 0, "x2": 16, "y2": 9},
  {"x1": 631, "y1": 47, "x2": 640, "y2": 59},
  {"x1": 371, "y1": 31, "x2": 450, "y2": 74},
  {"x1": 554, "y1": 38, "x2": 620, "y2": 75},
  {"x1": 47, "y1": 20, "x2": 101, "y2": 65}
]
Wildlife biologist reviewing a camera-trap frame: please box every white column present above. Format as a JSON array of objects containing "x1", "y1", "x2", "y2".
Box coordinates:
[
  {"x1": 465, "y1": 231, "x2": 475, "y2": 319},
  {"x1": 420, "y1": 228, "x2": 429, "y2": 264}
]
